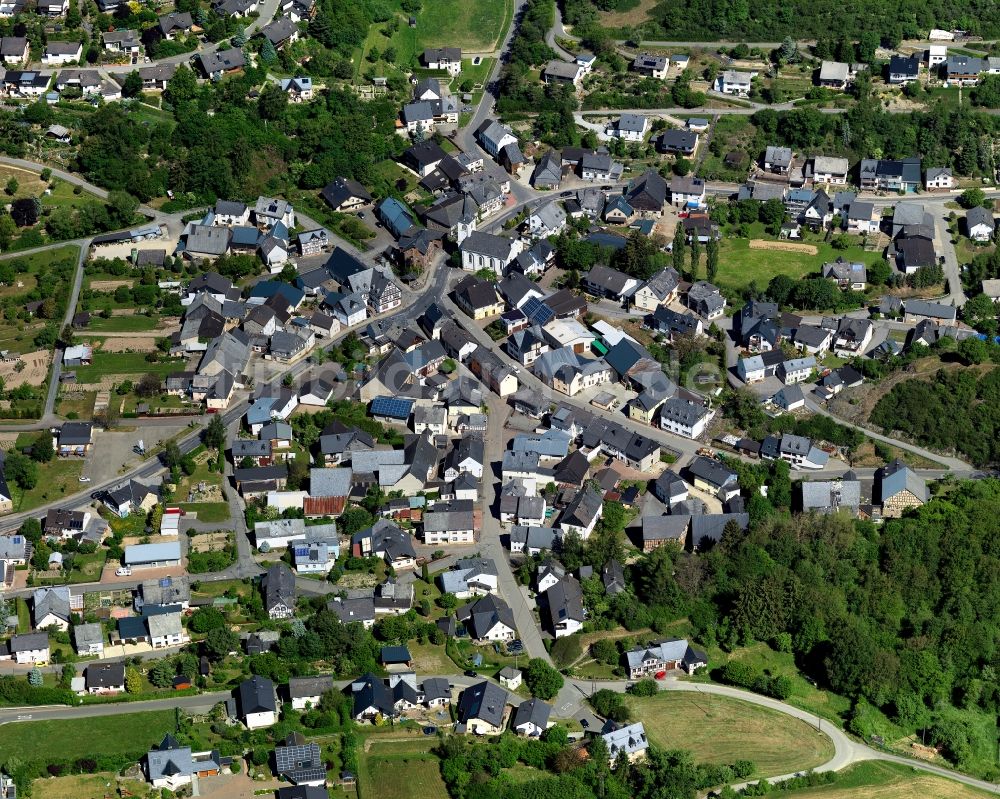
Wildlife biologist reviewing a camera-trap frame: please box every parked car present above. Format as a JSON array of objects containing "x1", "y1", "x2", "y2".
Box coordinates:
[{"x1": 115, "y1": 566, "x2": 132, "y2": 577}]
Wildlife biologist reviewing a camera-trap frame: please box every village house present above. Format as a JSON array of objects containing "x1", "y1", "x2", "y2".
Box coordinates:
[{"x1": 878, "y1": 460, "x2": 928, "y2": 517}]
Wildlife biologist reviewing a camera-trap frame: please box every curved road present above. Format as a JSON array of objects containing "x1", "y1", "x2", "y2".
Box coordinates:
[{"x1": 1, "y1": 672, "x2": 997, "y2": 794}]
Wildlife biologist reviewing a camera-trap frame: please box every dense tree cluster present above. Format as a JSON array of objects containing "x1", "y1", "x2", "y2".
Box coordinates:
[
  {"x1": 437, "y1": 733, "x2": 756, "y2": 799},
  {"x1": 870, "y1": 366, "x2": 1000, "y2": 465},
  {"x1": 681, "y1": 481, "x2": 1000, "y2": 775},
  {"x1": 563, "y1": 0, "x2": 1000, "y2": 44}
]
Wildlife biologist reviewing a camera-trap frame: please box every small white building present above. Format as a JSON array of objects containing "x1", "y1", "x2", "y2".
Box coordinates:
[{"x1": 659, "y1": 397, "x2": 714, "y2": 439}]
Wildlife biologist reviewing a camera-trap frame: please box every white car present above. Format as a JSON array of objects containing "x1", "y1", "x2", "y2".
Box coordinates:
[
  {"x1": 78, "y1": 476, "x2": 91, "y2": 483},
  {"x1": 115, "y1": 567, "x2": 132, "y2": 577}
]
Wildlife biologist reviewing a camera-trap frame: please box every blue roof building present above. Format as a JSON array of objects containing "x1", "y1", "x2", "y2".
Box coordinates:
[
  {"x1": 248, "y1": 280, "x2": 304, "y2": 309},
  {"x1": 376, "y1": 197, "x2": 419, "y2": 239}
]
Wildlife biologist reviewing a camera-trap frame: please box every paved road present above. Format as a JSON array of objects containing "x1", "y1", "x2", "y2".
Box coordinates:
[
  {"x1": 803, "y1": 392, "x2": 970, "y2": 470},
  {"x1": 440, "y1": 295, "x2": 701, "y2": 466},
  {"x1": 2, "y1": 668, "x2": 996, "y2": 794},
  {"x1": 479, "y1": 391, "x2": 552, "y2": 664},
  {"x1": 0, "y1": 157, "x2": 160, "y2": 219}
]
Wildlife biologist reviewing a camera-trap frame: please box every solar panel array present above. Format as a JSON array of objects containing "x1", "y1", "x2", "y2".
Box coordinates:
[
  {"x1": 522, "y1": 297, "x2": 554, "y2": 326},
  {"x1": 370, "y1": 395, "x2": 414, "y2": 419}
]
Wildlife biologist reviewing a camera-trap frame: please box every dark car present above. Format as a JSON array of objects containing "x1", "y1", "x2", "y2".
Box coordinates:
[
  {"x1": 422, "y1": 726, "x2": 437, "y2": 735},
  {"x1": 464, "y1": 670, "x2": 477, "y2": 678}
]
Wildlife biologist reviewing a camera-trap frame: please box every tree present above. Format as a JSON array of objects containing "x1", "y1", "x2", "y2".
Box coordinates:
[
  {"x1": 689, "y1": 237, "x2": 700, "y2": 281},
  {"x1": 706, "y1": 236, "x2": 719, "y2": 282},
  {"x1": 258, "y1": 83, "x2": 288, "y2": 121},
  {"x1": 673, "y1": 157, "x2": 691, "y2": 176},
  {"x1": 672, "y1": 224, "x2": 685, "y2": 273},
  {"x1": 523, "y1": 657, "x2": 564, "y2": 699},
  {"x1": 591, "y1": 638, "x2": 619, "y2": 666},
  {"x1": 204, "y1": 413, "x2": 226, "y2": 451},
  {"x1": 10, "y1": 198, "x2": 40, "y2": 227},
  {"x1": 108, "y1": 191, "x2": 140, "y2": 227},
  {"x1": 27, "y1": 667, "x2": 42, "y2": 686},
  {"x1": 589, "y1": 688, "x2": 630, "y2": 722},
  {"x1": 31, "y1": 431, "x2": 53, "y2": 463},
  {"x1": 759, "y1": 198, "x2": 786, "y2": 234},
  {"x1": 190, "y1": 606, "x2": 226, "y2": 633},
  {"x1": 0, "y1": 215, "x2": 15, "y2": 250},
  {"x1": 122, "y1": 70, "x2": 143, "y2": 98},
  {"x1": 60, "y1": 663, "x2": 75, "y2": 689},
  {"x1": 259, "y1": 38, "x2": 278, "y2": 64},
  {"x1": 163, "y1": 441, "x2": 183, "y2": 471},
  {"x1": 5, "y1": 177, "x2": 17, "y2": 196},
  {"x1": 6, "y1": 451, "x2": 37, "y2": 490},
  {"x1": 135, "y1": 372, "x2": 162, "y2": 398},
  {"x1": 957, "y1": 336, "x2": 989, "y2": 365},
  {"x1": 165, "y1": 64, "x2": 198, "y2": 106},
  {"x1": 339, "y1": 506, "x2": 374, "y2": 536},
  {"x1": 149, "y1": 658, "x2": 176, "y2": 688},
  {"x1": 958, "y1": 188, "x2": 986, "y2": 209},
  {"x1": 125, "y1": 667, "x2": 142, "y2": 693}
]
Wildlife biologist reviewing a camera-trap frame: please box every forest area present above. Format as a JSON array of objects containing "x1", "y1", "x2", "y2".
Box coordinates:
[{"x1": 560, "y1": 0, "x2": 1000, "y2": 42}]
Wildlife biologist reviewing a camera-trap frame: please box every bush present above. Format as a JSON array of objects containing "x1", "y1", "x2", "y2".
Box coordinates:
[
  {"x1": 550, "y1": 636, "x2": 582, "y2": 668},
  {"x1": 589, "y1": 689, "x2": 630, "y2": 722},
  {"x1": 626, "y1": 678, "x2": 658, "y2": 696}
]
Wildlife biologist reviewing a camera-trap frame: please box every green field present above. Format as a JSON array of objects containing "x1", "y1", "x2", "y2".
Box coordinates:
[
  {"x1": 393, "y1": 0, "x2": 512, "y2": 54},
  {"x1": 73, "y1": 352, "x2": 185, "y2": 382},
  {"x1": 0, "y1": 244, "x2": 80, "y2": 352},
  {"x1": 10, "y1": 457, "x2": 85, "y2": 512},
  {"x1": 715, "y1": 231, "x2": 883, "y2": 296},
  {"x1": 776, "y1": 761, "x2": 993, "y2": 799},
  {"x1": 0, "y1": 710, "x2": 176, "y2": 760},
  {"x1": 684, "y1": 636, "x2": 851, "y2": 723},
  {"x1": 364, "y1": 740, "x2": 448, "y2": 799},
  {"x1": 178, "y1": 502, "x2": 230, "y2": 522},
  {"x1": 85, "y1": 314, "x2": 163, "y2": 333},
  {"x1": 630, "y1": 691, "x2": 835, "y2": 778},
  {"x1": 355, "y1": 0, "x2": 511, "y2": 83}
]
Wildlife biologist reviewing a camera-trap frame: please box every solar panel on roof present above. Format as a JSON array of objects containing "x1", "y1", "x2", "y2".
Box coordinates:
[
  {"x1": 522, "y1": 297, "x2": 554, "y2": 326},
  {"x1": 159, "y1": 578, "x2": 171, "y2": 587},
  {"x1": 371, "y1": 396, "x2": 414, "y2": 419}
]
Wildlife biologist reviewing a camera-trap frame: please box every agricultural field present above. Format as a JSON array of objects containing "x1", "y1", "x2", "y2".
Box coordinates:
[
  {"x1": 363, "y1": 738, "x2": 448, "y2": 799},
  {"x1": 630, "y1": 691, "x2": 835, "y2": 777},
  {"x1": 0, "y1": 710, "x2": 175, "y2": 761},
  {"x1": 777, "y1": 761, "x2": 993, "y2": 799},
  {"x1": 84, "y1": 314, "x2": 165, "y2": 333}
]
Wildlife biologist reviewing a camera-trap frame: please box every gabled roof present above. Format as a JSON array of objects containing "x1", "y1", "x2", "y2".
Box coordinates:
[
  {"x1": 457, "y1": 680, "x2": 508, "y2": 727},
  {"x1": 263, "y1": 563, "x2": 296, "y2": 612},
  {"x1": 456, "y1": 594, "x2": 516, "y2": 639},
  {"x1": 879, "y1": 459, "x2": 928, "y2": 503},
  {"x1": 238, "y1": 675, "x2": 276, "y2": 714}
]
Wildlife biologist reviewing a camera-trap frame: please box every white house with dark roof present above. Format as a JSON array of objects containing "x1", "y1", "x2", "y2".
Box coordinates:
[
  {"x1": 145, "y1": 735, "x2": 222, "y2": 790},
  {"x1": 606, "y1": 113, "x2": 648, "y2": 142},
  {"x1": 239, "y1": 675, "x2": 278, "y2": 729},
  {"x1": 601, "y1": 722, "x2": 649, "y2": 765},
  {"x1": 625, "y1": 638, "x2": 706, "y2": 678},
  {"x1": 460, "y1": 231, "x2": 520, "y2": 276},
  {"x1": 513, "y1": 697, "x2": 552, "y2": 737},
  {"x1": 288, "y1": 675, "x2": 334, "y2": 710}
]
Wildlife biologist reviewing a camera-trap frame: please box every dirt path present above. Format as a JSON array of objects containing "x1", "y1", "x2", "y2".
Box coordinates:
[{"x1": 748, "y1": 239, "x2": 819, "y2": 254}]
